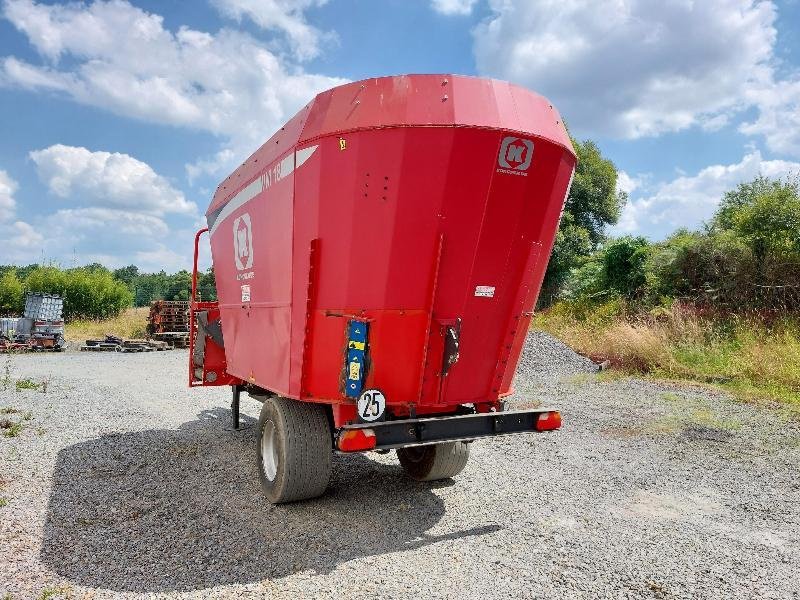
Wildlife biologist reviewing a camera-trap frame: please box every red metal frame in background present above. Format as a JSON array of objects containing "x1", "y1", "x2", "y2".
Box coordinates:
[
  {"x1": 189, "y1": 227, "x2": 243, "y2": 389},
  {"x1": 188, "y1": 228, "x2": 208, "y2": 388},
  {"x1": 188, "y1": 227, "x2": 246, "y2": 389}
]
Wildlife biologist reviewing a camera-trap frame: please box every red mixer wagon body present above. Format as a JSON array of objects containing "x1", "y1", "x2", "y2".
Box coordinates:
[{"x1": 189, "y1": 75, "x2": 575, "y2": 503}]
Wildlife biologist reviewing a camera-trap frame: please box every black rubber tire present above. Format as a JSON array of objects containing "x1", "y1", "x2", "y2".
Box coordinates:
[
  {"x1": 256, "y1": 397, "x2": 332, "y2": 503},
  {"x1": 397, "y1": 441, "x2": 470, "y2": 481}
]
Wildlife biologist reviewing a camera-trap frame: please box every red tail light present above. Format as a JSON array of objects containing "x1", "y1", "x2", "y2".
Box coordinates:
[
  {"x1": 337, "y1": 428, "x2": 377, "y2": 452},
  {"x1": 535, "y1": 411, "x2": 562, "y2": 432}
]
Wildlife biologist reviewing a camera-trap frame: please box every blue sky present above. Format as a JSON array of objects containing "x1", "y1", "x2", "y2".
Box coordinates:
[{"x1": 0, "y1": 0, "x2": 799, "y2": 271}]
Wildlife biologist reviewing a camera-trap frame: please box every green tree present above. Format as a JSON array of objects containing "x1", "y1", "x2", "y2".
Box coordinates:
[
  {"x1": 197, "y1": 267, "x2": 217, "y2": 302},
  {"x1": 165, "y1": 270, "x2": 192, "y2": 301},
  {"x1": 713, "y1": 175, "x2": 800, "y2": 257},
  {"x1": 113, "y1": 265, "x2": 140, "y2": 288},
  {"x1": 541, "y1": 138, "x2": 627, "y2": 303},
  {"x1": 0, "y1": 269, "x2": 24, "y2": 315},
  {"x1": 83, "y1": 262, "x2": 108, "y2": 273}
]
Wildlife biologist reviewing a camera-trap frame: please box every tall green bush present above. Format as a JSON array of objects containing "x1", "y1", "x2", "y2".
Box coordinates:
[
  {"x1": 559, "y1": 174, "x2": 800, "y2": 313},
  {"x1": 1, "y1": 261, "x2": 214, "y2": 319},
  {"x1": 562, "y1": 236, "x2": 650, "y2": 301},
  {"x1": 0, "y1": 269, "x2": 24, "y2": 315},
  {"x1": 23, "y1": 266, "x2": 132, "y2": 320}
]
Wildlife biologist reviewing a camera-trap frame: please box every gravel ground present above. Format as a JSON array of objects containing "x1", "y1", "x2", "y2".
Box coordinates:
[{"x1": 1, "y1": 332, "x2": 799, "y2": 599}]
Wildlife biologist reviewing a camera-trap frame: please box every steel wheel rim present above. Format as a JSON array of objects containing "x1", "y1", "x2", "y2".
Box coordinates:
[
  {"x1": 261, "y1": 420, "x2": 278, "y2": 481},
  {"x1": 403, "y1": 446, "x2": 427, "y2": 463}
]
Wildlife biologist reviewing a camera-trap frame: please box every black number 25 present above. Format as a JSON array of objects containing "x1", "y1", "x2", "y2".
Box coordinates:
[{"x1": 362, "y1": 393, "x2": 381, "y2": 418}]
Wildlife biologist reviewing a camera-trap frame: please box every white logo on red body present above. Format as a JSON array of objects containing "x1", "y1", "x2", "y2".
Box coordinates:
[
  {"x1": 498, "y1": 136, "x2": 534, "y2": 172},
  {"x1": 233, "y1": 213, "x2": 253, "y2": 271}
]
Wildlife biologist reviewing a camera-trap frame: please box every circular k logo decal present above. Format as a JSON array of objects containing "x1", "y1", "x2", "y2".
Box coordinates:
[
  {"x1": 233, "y1": 213, "x2": 254, "y2": 271},
  {"x1": 498, "y1": 136, "x2": 534, "y2": 172}
]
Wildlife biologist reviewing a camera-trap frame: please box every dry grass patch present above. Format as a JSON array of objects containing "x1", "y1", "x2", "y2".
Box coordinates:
[
  {"x1": 535, "y1": 301, "x2": 800, "y2": 406},
  {"x1": 66, "y1": 306, "x2": 149, "y2": 342}
]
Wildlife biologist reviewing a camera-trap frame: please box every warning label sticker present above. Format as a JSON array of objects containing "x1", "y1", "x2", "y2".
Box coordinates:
[
  {"x1": 241, "y1": 285, "x2": 251, "y2": 302},
  {"x1": 474, "y1": 285, "x2": 495, "y2": 298}
]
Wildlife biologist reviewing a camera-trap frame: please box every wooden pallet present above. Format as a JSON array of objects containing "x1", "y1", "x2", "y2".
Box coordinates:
[
  {"x1": 151, "y1": 332, "x2": 189, "y2": 348},
  {"x1": 0, "y1": 342, "x2": 32, "y2": 353},
  {"x1": 148, "y1": 300, "x2": 191, "y2": 335},
  {"x1": 82, "y1": 337, "x2": 175, "y2": 352},
  {"x1": 80, "y1": 343, "x2": 119, "y2": 352}
]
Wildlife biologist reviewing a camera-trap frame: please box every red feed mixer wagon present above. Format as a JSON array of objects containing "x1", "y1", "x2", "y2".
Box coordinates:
[{"x1": 190, "y1": 74, "x2": 576, "y2": 503}]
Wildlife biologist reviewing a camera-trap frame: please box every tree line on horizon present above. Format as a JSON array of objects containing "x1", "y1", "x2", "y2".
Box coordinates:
[
  {"x1": 0, "y1": 263, "x2": 217, "y2": 320},
  {"x1": 559, "y1": 174, "x2": 800, "y2": 315},
  {"x1": 1, "y1": 136, "x2": 796, "y2": 321}
]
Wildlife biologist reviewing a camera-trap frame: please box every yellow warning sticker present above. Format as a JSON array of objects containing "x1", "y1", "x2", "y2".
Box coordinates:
[
  {"x1": 348, "y1": 340, "x2": 365, "y2": 350},
  {"x1": 348, "y1": 361, "x2": 361, "y2": 380}
]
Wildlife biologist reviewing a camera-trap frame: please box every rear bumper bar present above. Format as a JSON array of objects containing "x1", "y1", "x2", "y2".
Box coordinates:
[{"x1": 338, "y1": 408, "x2": 560, "y2": 451}]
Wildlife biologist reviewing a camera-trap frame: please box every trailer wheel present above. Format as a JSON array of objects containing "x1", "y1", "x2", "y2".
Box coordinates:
[
  {"x1": 256, "y1": 397, "x2": 332, "y2": 503},
  {"x1": 397, "y1": 441, "x2": 470, "y2": 481}
]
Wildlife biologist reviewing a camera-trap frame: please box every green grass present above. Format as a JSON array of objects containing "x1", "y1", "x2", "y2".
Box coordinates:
[
  {"x1": 534, "y1": 301, "x2": 800, "y2": 408},
  {"x1": 15, "y1": 378, "x2": 41, "y2": 392},
  {"x1": 646, "y1": 406, "x2": 742, "y2": 435},
  {"x1": 657, "y1": 327, "x2": 800, "y2": 404},
  {"x1": 1, "y1": 420, "x2": 23, "y2": 438},
  {"x1": 0, "y1": 497, "x2": 7, "y2": 508},
  {"x1": 560, "y1": 373, "x2": 593, "y2": 386},
  {"x1": 37, "y1": 586, "x2": 72, "y2": 600},
  {"x1": 606, "y1": 391, "x2": 744, "y2": 438},
  {"x1": 1, "y1": 357, "x2": 11, "y2": 391}
]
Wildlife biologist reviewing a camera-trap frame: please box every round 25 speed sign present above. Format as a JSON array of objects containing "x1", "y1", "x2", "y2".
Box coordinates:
[{"x1": 357, "y1": 389, "x2": 386, "y2": 422}]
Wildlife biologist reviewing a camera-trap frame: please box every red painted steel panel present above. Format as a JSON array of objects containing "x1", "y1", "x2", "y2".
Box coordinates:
[
  {"x1": 211, "y1": 153, "x2": 295, "y2": 392},
  {"x1": 189, "y1": 301, "x2": 240, "y2": 388},
  {"x1": 207, "y1": 106, "x2": 311, "y2": 215},
  {"x1": 205, "y1": 74, "x2": 576, "y2": 420}
]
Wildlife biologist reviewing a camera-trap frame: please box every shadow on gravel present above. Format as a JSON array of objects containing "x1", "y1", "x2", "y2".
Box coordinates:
[{"x1": 40, "y1": 408, "x2": 498, "y2": 593}]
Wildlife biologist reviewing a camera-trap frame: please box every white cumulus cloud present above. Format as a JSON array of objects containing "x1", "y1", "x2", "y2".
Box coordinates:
[
  {"x1": 431, "y1": 0, "x2": 478, "y2": 16},
  {"x1": 0, "y1": 168, "x2": 47, "y2": 263},
  {"x1": 613, "y1": 151, "x2": 800, "y2": 238},
  {"x1": 7, "y1": 220, "x2": 43, "y2": 249},
  {"x1": 10, "y1": 145, "x2": 204, "y2": 269},
  {"x1": 211, "y1": 0, "x2": 332, "y2": 61},
  {"x1": 29, "y1": 145, "x2": 196, "y2": 216},
  {"x1": 1, "y1": 0, "x2": 348, "y2": 179},
  {"x1": 473, "y1": 0, "x2": 781, "y2": 142},
  {"x1": 21, "y1": 207, "x2": 196, "y2": 271},
  {"x1": 50, "y1": 207, "x2": 170, "y2": 237},
  {"x1": 740, "y1": 77, "x2": 800, "y2": 157},
  {"x1": 134, "y1": 242, "x2": 195, "y2": 273},
  {"x1": 615, "y1": 170, "x2": 640, "y2": 197},
  {"x1": 0, "y1": 168, "x2": 17, "y2": 221}
]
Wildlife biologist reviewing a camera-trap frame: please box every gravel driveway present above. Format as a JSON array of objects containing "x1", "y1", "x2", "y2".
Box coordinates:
[{"x1": 1, "y1": 333, "x2": 798, "y2": 599}]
